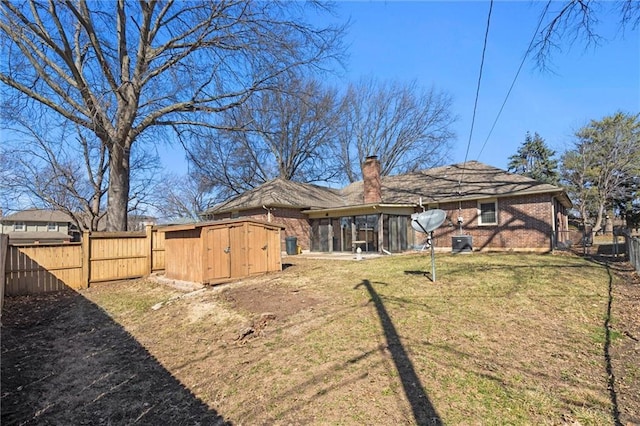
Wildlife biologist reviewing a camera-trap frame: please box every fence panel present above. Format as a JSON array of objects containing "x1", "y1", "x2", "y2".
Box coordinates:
[
  {"x1": 4, "y1": 243, "x2": 83, "y2": 296},
  {"x1": 89, "y1": 232, "x2": 148, "y2": 283},
  {"x1": 1, "y1": 234, "x2": 7, "y2": 315},
  {"x1": 3, "y1": 227, "x2": 166, "y2": 295},
  {"x1": 151, "y1": 228, "x2": 165, "y2": 272}
]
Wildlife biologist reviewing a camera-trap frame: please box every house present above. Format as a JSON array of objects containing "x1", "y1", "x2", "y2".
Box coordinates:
[
  {"x1": 201, "y1": 157, "x2": 572, "y2": 253},
  {"x1": 0, "y1": 209, "x2": 77, "y2": 244},
  {"x1": 0, "y1": 209, "x2": 162, "y2": 244},
  {"x1": 128, "y1": 214, "x2": 158, "y2": 231}
]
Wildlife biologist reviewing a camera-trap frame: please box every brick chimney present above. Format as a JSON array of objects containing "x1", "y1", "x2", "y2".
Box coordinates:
[{"x1": 362, "y1": 155, "x2": 382, "y2": 204}]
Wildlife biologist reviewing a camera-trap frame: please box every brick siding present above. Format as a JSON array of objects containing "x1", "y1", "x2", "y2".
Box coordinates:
[
  {"x1": 416, "y1": 194, "x2": 555, "y2": 251},
  {"x1": 215, "y1": 207, "x2": 311, "y2": 251},
  {"x1": 217, "y1": 193, "x2": 560, "y2": 253}
]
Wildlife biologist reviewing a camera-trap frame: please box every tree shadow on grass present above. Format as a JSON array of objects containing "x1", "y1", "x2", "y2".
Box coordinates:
[
  {"x1": 1, "y1": 290, "x2": 228, "y2": 425},
  {"x1": 581, "y1": 253, "x2": 627, "y2": 426},
  {"x1": 355, "y1": 279, "x2": 441, "y2": 425},
  {"x1": 571, "y1": 248, "x2": 640, "y2": 425}
]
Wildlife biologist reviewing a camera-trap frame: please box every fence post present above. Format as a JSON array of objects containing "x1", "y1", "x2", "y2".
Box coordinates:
[
  {"x1": 82, "y1": 231, "x2": 91, "y2": 288},
  {"x1": 0, "y1": 234, "x2": 8, "y2": 322},
  {"x1": 146, "y1": 225, "x2": 153, "y2": 276}
]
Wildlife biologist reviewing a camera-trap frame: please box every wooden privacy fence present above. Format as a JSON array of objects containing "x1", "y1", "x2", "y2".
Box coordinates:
[
  {"x1": 1, "y1": 234, "x2": 7, "y2": 317},
  {"x1": 3, "y1": 226, "x2": 165, "y2": 296}
]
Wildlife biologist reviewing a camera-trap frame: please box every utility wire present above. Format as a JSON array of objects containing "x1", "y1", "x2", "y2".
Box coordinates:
[
  {"x1": 457, "y1": 0, "x2": 494, "y2": 194},
  {"x1": 476, "y1": 2, "x2": 551, "y2": 160}
]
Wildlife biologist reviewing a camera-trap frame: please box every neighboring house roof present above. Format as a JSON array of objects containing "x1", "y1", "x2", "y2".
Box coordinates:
[
  {"x1": 204, "y1": 161, "x2": 571, "y2": 215},
  {"x1": 129, "y1": 214, "x2": 157, "y2": 222},
  {"x1": 206, "y1": 178, "x2": 346, "y2": 214},
  {"x1": 1, "y1": 209, "x2": 73, "y2": 223},
  {"x1": 342, "y1": 161, "x2": 571, "y2": 206}
]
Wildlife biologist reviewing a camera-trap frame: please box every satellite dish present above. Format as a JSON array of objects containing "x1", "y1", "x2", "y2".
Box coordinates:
[
  {"x1": 412, "y1": 209, "x2": 447, "y2": 283},
  {"x1": 411, "y1": 209, "x2": 446, "y2": 234}
]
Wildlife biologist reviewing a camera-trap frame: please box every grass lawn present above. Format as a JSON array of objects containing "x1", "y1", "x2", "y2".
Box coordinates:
[
  {"x1": 3, "y1": 251, "x2": 638, "y2": 424},
  {"x1": 83, "y1": 251, "x2": 638, "y2": 425}
]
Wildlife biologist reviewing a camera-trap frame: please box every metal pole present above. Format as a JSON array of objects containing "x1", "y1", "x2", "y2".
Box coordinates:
[
  {"x1": 411, "y1": 218, "x2": 437, "y2": 282},
  {"x1": 430, "y1": 231, "x2": 436, "y2": 282}
]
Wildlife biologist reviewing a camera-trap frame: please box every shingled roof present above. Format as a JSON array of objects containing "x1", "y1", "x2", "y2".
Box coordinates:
[
  {"x1": 206, "y1": 178, "x2": 347, "y2": 214},
  {"x1": 204, "y1": 161, "x2": 571, "y2": 215},
  {"x1": 1, "y1": 209, "x2": 73, "y2": 223},
  {"x1": 341, "y1": 161, "x2": 570, "y2": 206}
]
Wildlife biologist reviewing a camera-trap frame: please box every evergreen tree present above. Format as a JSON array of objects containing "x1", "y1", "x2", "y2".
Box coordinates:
[
  {"x1": 508, "y1": 132, "x2": 559, "y2": 184},
  {"x1": 560, "y1": 112, "x2": 640, "y2": 232}
]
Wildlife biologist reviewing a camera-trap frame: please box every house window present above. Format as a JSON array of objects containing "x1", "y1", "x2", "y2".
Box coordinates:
[
  {"x1": 47, "y1": 222, "x2": 58, "y2": 231},
  {"x1": 478, "y1": 200, "x2": 498, "y2": 225},
  {"x1": 13, "y1": 222, "x2": 25, "y2": 231}
]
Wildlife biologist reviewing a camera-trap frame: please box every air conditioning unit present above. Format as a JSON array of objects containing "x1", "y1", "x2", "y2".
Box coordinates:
[{"x1": 452, "y1": 235, "x2": 472, "y2": 254}]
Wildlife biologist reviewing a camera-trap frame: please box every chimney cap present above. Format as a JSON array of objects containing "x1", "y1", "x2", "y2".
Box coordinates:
[{"x1": 365, "y1": 155, "x2": 378, "y2": 161}]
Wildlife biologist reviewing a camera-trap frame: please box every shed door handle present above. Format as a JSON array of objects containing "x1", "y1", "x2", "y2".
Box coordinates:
[{"x1": 224, "y1": 246, "x2": 230, "y2": 254}]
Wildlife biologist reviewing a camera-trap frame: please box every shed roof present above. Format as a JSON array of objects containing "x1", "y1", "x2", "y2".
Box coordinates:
[{"x1": 158, "y1": 218, "x2": 285, "y2": 233}]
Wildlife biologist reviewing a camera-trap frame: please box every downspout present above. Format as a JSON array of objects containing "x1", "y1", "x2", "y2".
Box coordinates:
[
  {"x1": 263, "y1": 205, "x2": 272, "y2": 223},
  {"x1": 550, "y1": 195, "x2": 557, "y2": 251}
]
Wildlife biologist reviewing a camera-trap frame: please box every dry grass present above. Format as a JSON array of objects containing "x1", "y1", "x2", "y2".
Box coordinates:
[{"x1": 77, "y1": 251, "x2": 639, "y2": 425}]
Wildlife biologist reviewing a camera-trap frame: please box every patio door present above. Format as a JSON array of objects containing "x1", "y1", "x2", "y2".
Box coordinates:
[
  {"x1": 311, "y1": 219, "x2": 330, "y2": 252},
  {"x1": 385, "y1": 215, "x2": 408, "y2": 252}
]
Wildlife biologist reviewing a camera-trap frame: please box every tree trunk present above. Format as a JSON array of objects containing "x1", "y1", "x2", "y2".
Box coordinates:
[
  {"x1": 593, "y1": 203, "x2": 605, "y2": 235},
  {"x1": 106, "y1": 145, "x2": 131, "y2": 231}
]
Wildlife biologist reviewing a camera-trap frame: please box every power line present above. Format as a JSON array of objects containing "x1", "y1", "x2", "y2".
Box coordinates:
[
  {"x1": 476, "y1": 2, "x2": 551, "y2": 160},
  {"x1": 457, "y1": 0, "x2": 494, "y2": 194}
]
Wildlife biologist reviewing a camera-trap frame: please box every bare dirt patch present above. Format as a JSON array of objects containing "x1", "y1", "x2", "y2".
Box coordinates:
[{"x1": 221, "y1": 278, "x2": 321, "y2": 318}]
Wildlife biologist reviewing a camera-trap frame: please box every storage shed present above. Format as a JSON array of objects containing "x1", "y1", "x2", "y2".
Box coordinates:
[{"x1": 159, "y1": 219, "x2": 284, "y2": 285}]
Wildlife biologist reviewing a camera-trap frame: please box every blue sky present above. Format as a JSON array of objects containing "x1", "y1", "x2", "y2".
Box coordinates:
[{"x1": 160, "y1": 1, "x2": 639, "y2": 175}]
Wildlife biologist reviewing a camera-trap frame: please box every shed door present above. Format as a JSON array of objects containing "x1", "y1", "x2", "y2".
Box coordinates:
[
  {"x1": 205, "y1": 226, "x2": 231, "y2": 282},
  {"x1": 266, "y1": 227, "x2": 281, "y2": 271},
  {"x1": 229, "y1": 223, "x2": 248, "y2": 278},
  {"x1": 247, "y1": 224, "x2": 268, "y2": 274},
  {"x1": 204, "y1": 223, "x2": 275, "y2": 283}
]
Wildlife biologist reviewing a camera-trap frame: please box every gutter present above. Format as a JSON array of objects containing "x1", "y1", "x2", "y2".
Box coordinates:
[{"x1": 302, "y1": 203, "x2": 416, "y2": 215}]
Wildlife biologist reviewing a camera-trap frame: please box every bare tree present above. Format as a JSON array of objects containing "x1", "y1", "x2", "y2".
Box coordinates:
[
  {"x1": 534, "y1": 0, "x2": 640, "y2": 69},
  {"x1": 2, "y1": 116, "x2": 162, "y2": 231},
  {"x1": 0, "y1": 1, "x2": 344, "y2": 230},
  {"x1": 3, "y1": 117, "x2": 108, "y2": 231},
  {"x1": 187, "y1": 77, "x2": 342, "y2": 198},
  {"x1": 0, "y1": 145, "x2": 17, "y2": 215},
  {"x1": 151, "y1": 173, "x2": 210, "y2": 222},
  {"x1": 337, "y1": 78, "x2": 456, "y2": 183}
]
